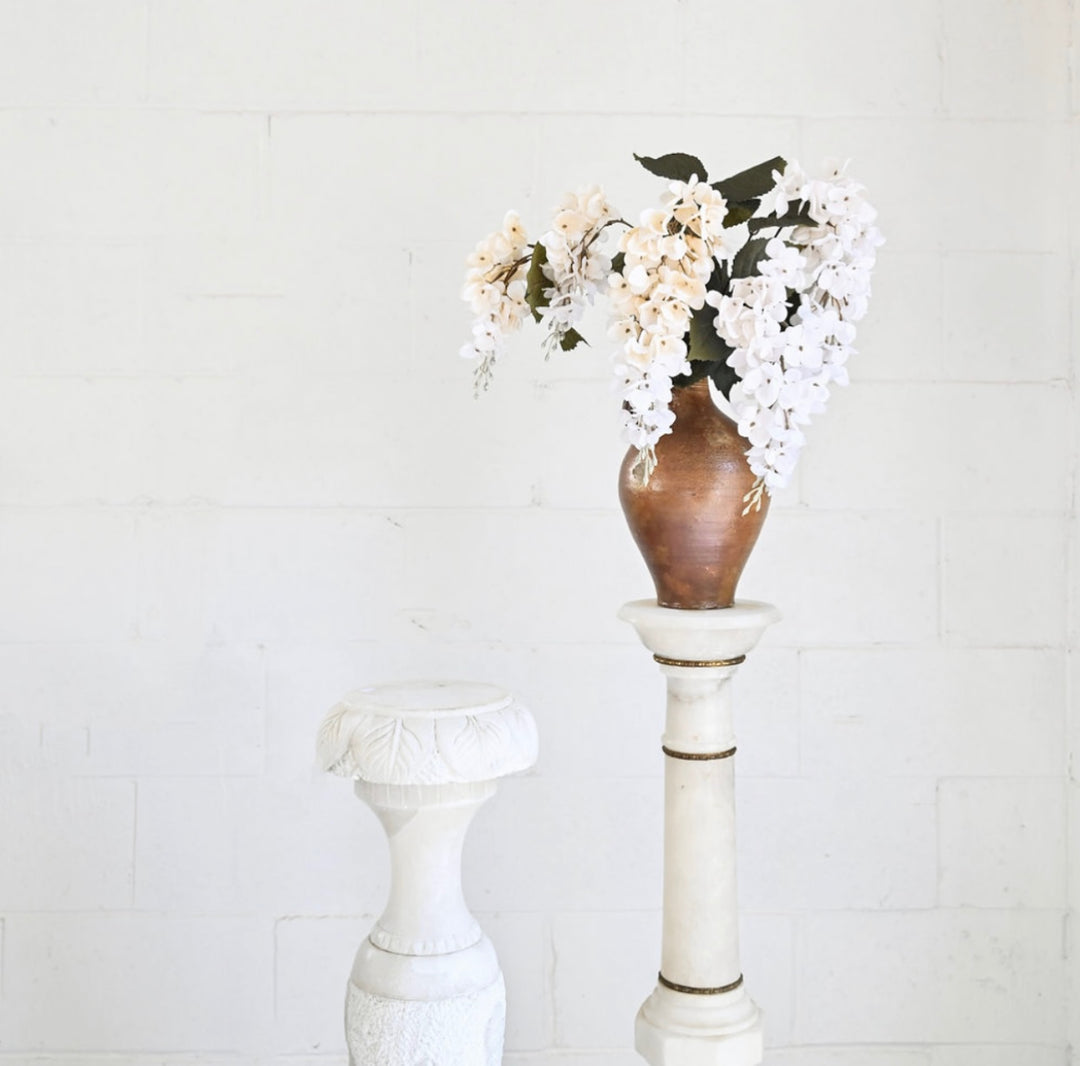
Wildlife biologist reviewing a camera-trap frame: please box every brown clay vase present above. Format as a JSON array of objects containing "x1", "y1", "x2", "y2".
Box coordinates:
[{"x1": 618, "y1": 378, "x2": 769, "y2": 609}]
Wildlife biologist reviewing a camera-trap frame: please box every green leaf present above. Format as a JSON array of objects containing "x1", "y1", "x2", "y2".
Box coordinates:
[
  {"x1": 722, "y1": 199, "x2": 758, "y2": 227},
  {"x1": 687, "y1": 303, "x2": 733, "y2": 365},
  {"x1": 633, "y1": 151, "x2": 708, "y2": 184},
  {"x1": 713, "y1": 156, "x2": 786, "y2": 203},
  {"x1": 671, "y1": 351, "x2": 740, "y2": 401},
  {"x1": 525, "y1": 242, "x2": 550, "y2": 323},
  {"x1": 671, "y1": 361, "x2": 712, "y2": 389},
  {"x1": 709, "y1": 360, "x2": 739, "y2": 401},
  {"x1": 559, "y1": 327, "x2": 587, "y2": 352},
  {"x1": 785, "y1": 287, "x2": 801, "y2": 321},
  {"x1": 610, "y1": 250, "x2": 626, "y2": 275},
  {"x1": 731, "y1": 237, "x2": 770, "y2": 280},
  {"x1": 676, "y1": 302, "x2": 740, "y2": 400},
  {"x1": 747, "y1": 202, "x2": 816, "y2": 234}
]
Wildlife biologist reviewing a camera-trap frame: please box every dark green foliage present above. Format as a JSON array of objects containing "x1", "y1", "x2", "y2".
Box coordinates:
[
  {"x1": 708, "y1": 358, "x2": 739, "y2": 398},
  {"x1": 633, "y1": 152, "x2": 709, "y2": 183},
  {"x1": 712, "y1": 156, "x2": 786, "y2": 201},
  {"x1": 670, "y1": 360, "x2": 712, "y2": 389},
  {"x1": 687, "y1": 303, "x2": 732, "y2": 364},
  {"x1": 559, "y1": 327, "x2": 586, "y2": 352},
  {"x1": 747, "y1": 202, "x2": 816, "y2": 234},
  {"x1": 723, "y1": 200, "x2": 758, "y2": 227},
  {"x1": 525, "y1": 242, "x2": 549, "y2": 323},
  {"x1": 731, "y1": 237, "x2": 771, "y2": 280}
]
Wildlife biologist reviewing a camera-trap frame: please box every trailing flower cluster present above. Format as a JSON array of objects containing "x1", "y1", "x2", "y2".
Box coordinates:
[
  {"x1": 710, "y1": 162, "x2": 881, "y2": 509},
  {"x1": 608, "y1": 178, "x2": 736, "y2": 481},
  {"x1": 460, "y1": 211, "x2": 531, "y2": 392},
  {"x1": 537, "y1": 186, "x2": 614, "y2": 356},
  {"x1": 461, "y1": 152, "x2": 882, "y2": 502}
]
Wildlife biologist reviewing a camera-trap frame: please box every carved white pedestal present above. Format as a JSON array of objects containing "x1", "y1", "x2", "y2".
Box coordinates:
[
  {"x1": 619, "y1": 600, "x2": 780, "y2": 1066},
  {"x1": 318, "y1": 680, "x2": 538, "y2": 1066}
]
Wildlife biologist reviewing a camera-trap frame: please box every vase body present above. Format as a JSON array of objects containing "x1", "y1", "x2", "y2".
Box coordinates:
[{"x1": 619, "y1": 378, "x2": 769, "y2": 609}]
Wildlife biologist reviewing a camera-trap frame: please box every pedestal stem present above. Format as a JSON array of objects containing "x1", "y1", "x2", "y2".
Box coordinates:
[
  {"x1": 661, "y1": 669, "x2": 742, "y2": 990},
  {"x1": 367, "y1": 783, "x2": 493, "y2": 956}
]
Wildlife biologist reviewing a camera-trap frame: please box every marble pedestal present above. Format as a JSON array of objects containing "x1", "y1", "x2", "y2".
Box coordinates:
[
  {"x1": 620, "y1": 600, "x2": 779, "y2": 1066},
  {"x1": 318, "y1": 680, "x2": 538, "y2": 1066}
]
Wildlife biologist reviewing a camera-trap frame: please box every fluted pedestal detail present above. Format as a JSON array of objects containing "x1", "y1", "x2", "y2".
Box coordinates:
[
  {"x1": 318, "y1": 680, "x2": 538, "y2": 1066},
  {"x1": 620, "y1": 600, "x2": 779, "y2": 1066}
]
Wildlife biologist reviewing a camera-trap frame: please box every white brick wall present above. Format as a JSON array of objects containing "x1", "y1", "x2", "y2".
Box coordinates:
[{"x1": 0, "y1": 1, "x2": 1075, "y2": 1063}]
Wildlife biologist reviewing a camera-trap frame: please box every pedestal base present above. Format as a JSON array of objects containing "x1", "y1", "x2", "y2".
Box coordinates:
[
  {"x1": 346, "y1": 973, "x2": 505, "y2": 1066},
  {"x1": 635, "y1": 984, "x2": 762, "y2": 1066}
]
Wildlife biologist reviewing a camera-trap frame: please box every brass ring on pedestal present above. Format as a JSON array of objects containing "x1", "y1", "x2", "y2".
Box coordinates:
[
  {"x1": 661, "y1": 744, "x2": 736, "y2": 761},
  {"x1": 652, "y1": 653, "x2": 746, "y2": 669},
  {"x1": 658, "y1": 972, "x2": 744, "y2": 996}
]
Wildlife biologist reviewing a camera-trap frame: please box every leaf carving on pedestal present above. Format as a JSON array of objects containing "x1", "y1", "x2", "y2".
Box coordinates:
[
  {"x1": 317, "y1": 702, "x2": 358, "y2": 776},
  {"x1": 354, "y1": 715, "x2": 425, "y2": 783},
  {"x1": 318, "y1": 695, "x2": 538, "y2": 785},
  {"x1": 438, "y1": 713, "x2": 512, "y2": 778}
]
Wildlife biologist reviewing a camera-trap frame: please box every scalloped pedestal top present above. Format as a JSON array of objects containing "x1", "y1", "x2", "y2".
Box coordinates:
[
  {"x1": 619, "y1": 599, "x2": 780, "y2": 664},
  {"x1": 318, "y1": 680, "x2": 538, "y2": 786}
]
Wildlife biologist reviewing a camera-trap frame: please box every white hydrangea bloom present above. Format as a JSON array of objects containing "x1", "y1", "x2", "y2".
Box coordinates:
[
  {"x1": 609, "y1": 177, "x2": 732, "y2": 480},
  {"x1": 711, "y1": 161, "x2": 883, "y2": 508},
  {"x1": 461, "y1": 211, "x2": 532, "y2": 392},
  {"x1": 461, "y1": 155, "x2": 880, "y2": 502},
  {"x1": 538, "y1": 185, "x2": 616, "y2": 355}
]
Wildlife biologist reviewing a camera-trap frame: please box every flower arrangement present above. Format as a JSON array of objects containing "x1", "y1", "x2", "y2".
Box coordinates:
[{"x1": 461, "y1": 152, "x2": 882, "y2": 511}]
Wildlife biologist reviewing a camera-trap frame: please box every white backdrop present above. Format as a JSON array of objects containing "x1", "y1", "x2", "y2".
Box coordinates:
[{"x1": 0, "y1": 2, "x2": 1076, "y2": 1064}]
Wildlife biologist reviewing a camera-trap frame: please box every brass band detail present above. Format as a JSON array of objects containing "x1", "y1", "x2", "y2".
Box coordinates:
[
  {"x1": 653, "y1": 653, "x2": 746, "y2": 669},
  {"x1": 658, "y1": 972, "x2": 744, "y2": 996},
  {"x1": 662, "y1": 744, "x2": 737, "y2": 761}
]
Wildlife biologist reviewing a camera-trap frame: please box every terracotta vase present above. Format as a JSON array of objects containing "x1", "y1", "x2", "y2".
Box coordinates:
[{"x1": 618, "y1": 378, "x2": 769, "y2": 609}]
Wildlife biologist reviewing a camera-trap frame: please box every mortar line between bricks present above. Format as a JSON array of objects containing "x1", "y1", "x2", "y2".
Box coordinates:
[
  {"x1": 0, "y1": 104, "x2": 958, "y2": 118},
  {"x1": 0, "y1": 639, "x2": 1058, "y2": 654},
  {"x1": 0, "y1": 500, "x2": 1071, "y2": 518},
  {"x1": 794, "y1": 647, "x2": 804, "y2": 777},
  {"x1": 0, "y1": 371, "x2": 1070, "y2": 386},
  {"x1": 934, "y1": 777, "x2": 945, "y2": 909},
  {"x1": 676, "y1": 0, "x2": 689, "y2": 113},
  {"x1": 130, "y1": 778, "x2": 138, "y2": 908},
  {"x1": 542, "y1": 912, "x2": 556, "y2": 1046},
  {"x1": 1066, "y1": 5, "x2": 1080, "y2": 1057},
  {"x1": 938, "y1": 0, "x2": 948, "y2": 114},
  {"x1": 272, "y1": 917, "x2": 280, "y2": 1022},
  {"x1": 2, "y1": 773, "x2": 980, "y2": 788},
  {"x1": 140, "y1": 0, "x2": 151, "y2": 105},
  {"x1": 937, "y1": 515, "x2": 947, "y2": 642},
  {"x1": 260, "y1": 646, "x2": 270, "y2": 779},
  {"x1": 0, "y1": 106, "x2": 1061, "y2": 125},
  {"x1": 0, "y1": 1048, "x2": 259, "y2": 1058}
]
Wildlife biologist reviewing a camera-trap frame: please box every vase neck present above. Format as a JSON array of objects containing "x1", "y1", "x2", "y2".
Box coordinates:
[{"x1": 671, "y1": 377, "x2": 716, "y2": 418}]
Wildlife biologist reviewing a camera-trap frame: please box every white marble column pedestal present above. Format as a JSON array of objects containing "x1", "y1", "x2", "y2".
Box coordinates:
[
  {"x1": 318, "y1": 680, "x2": 538, "y2": 1066},
  {"x1": 619, "y1": 600, "x2": 780, "y2": 1066}
]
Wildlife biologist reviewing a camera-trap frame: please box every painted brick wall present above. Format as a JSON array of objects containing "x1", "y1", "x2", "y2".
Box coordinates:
[{"x1": 0, "y1": 1, "x2": 1075, "y2": 1064}]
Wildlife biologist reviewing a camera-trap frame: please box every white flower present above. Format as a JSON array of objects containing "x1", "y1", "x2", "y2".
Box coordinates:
[
  {"x1": 710, "y1": 161, "x2": 882, "y2": 496},
  {"x1": 759, "y1": 237, "x2": 806, "y2": 287},
  {"x1": 610, "y1": 177, "x2": 748, "y2": 478},
  {"x1": 461, "y1": 154, "x2": 881, "y2": 495},
  {"x1": 711, "y1": 222, "x2": 750, "y2": 262},
  {"x1": 461, "y1": 211, "x2": 533, "y2": 391},
  {"x1": 538, "y1": 185, "x2": 617, "y2": 355}
]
